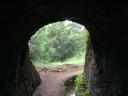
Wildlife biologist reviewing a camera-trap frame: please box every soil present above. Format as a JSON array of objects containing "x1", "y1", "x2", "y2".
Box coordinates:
[{"x1": 33, "y1": 64, "x2": 83, "y2": 96}]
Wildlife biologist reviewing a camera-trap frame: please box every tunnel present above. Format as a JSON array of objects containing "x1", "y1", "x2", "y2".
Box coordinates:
[{"x1": 0, "y1": 1, "x2": 128, "y2": 96}]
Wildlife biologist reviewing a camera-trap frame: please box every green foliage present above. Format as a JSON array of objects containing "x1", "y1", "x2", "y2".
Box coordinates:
[
  {"x1": 75, "y1": 74, "x2": 91, "y2": 96},
  {"x1": 28, "y1": 20, "x2": 89, "y2": 64}
]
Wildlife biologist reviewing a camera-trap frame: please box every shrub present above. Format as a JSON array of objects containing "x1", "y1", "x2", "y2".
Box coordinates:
[{"x1": 75, "y1": 74, "x2": 91, "y2": 96}]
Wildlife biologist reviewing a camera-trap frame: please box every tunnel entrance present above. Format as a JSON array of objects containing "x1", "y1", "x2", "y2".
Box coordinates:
[{"x1": 28, "y1": 20, "x2": 90, "y2": 96}]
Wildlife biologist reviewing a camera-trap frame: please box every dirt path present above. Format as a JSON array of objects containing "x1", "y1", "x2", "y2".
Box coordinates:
[{"x1": 33, "y1": 64, "x2": 83, "y2": 96}]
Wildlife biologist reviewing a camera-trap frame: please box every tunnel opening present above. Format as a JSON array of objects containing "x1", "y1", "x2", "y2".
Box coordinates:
[{"x1": 28, "y1": 20, "x2": 90, "y2": 96}]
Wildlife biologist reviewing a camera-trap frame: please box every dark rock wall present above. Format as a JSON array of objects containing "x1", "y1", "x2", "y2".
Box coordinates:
[
  {"x1": 14, "y1": 47, "x2": 41, "y2": 96},
  {"x1": 85, "y1": 4, "x2": 128, "y2": 96}
]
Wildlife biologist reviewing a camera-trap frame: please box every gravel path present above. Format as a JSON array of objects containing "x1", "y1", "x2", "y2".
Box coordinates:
[{"x1": 33, "y1": 65, "x2": 83, "y2": 96}]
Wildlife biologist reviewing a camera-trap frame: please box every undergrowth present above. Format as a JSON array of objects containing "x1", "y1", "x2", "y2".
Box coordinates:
[{"x1": 75, "y1": 74, "x2": 91, "y2": 96}]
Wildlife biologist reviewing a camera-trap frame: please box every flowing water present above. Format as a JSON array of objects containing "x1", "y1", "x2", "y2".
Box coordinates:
[
  {"x1": 66, "y1": 92, "x2": 75, "y2": 96},
  {"x1": 65, "y1": 83, "x2": 76, "y2": 96}
]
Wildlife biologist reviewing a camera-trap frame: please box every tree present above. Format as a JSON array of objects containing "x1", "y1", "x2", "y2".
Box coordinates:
[{"x1": 28, "y1": 20, "x2": 89, "y2": 63}]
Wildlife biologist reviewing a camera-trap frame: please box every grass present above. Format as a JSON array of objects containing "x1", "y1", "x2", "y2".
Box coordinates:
[{"x1": 32, "y1": 55, "x2": 85, "y2": 70}]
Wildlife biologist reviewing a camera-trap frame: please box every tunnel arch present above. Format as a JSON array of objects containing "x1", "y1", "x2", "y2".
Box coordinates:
[
  {"x1": 26, "y1": 17, "x2": 96, "y2": 96},
  {"x1": 1, "y1": 2, "x2": 128, "y2": 96}
]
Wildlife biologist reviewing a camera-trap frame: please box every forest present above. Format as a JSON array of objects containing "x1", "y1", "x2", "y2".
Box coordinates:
[{"x1": 28, "y1": 20, "x2": 89, "y2": 68}]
